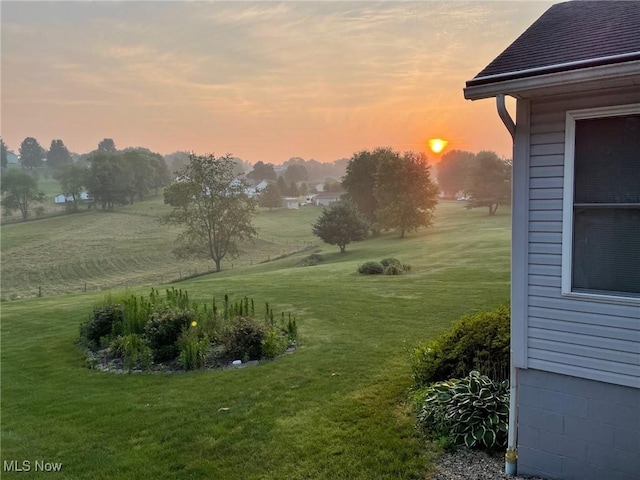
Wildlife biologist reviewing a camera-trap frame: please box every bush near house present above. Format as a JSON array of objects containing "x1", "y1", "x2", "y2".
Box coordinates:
[
  {"x1": 411, "y1": 305, "x2": 510, "y2": 387},
  {"x1": 411, "y1": 306, "x2": 511, "y2": 453},
  {"x1": 79, "y1": 288, "x2": 298, "y2": 372}
]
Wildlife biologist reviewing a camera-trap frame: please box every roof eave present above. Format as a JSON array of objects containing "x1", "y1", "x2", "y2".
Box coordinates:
[{"x1": 464, "y1": 60, "x2": 640, "y2": 101}]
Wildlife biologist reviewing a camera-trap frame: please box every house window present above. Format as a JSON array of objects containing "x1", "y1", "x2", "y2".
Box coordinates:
[{"x1": 563, "y1": 105, "x2": 640, "y2": 300}]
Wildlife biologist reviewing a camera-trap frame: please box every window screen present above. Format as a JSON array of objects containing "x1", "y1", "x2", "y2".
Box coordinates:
[{"x1": 572, "y1": 114, "x2": 640, "y2": 296}]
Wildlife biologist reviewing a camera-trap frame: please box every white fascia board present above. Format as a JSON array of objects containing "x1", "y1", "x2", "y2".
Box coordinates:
[{"x1": 464, "y1": 61, "x2": 640, "y2": 100}]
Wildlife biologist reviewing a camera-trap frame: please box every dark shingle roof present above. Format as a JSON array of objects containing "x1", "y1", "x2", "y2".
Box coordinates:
[{"x1": 467, "y1": 1, "x2": 640, "y2": 87}]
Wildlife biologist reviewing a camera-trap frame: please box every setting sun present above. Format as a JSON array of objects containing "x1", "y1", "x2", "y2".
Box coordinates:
[{"x1": 428, "y1": 138, "x2": 449, "y2": 154}]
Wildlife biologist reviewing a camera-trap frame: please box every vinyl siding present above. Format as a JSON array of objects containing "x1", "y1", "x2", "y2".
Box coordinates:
[{"x1": 524, "y1": 86, "x2": 640, "y2": 389}]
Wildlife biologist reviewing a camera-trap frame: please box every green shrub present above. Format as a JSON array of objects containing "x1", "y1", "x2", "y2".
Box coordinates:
[
  {"x1": 300, "y1": 253, "x2": 324, "y2": 266},
  {"x1": 222, "y1": 316, "x2": 266, "y2": 361},
  {"x1": 285, "y1": 316, "x2": 298, "y2": 344},
  {"x1": 358, "y1": 261, "x2": 384, "y2": 275},
  {"x1": 412, "y1": 305, "x2": 510, "y2": 386},
  {"x1": 262, "y1": 329, "x2": 287, "y2": 359},
  {"x1": 80, "y1": 304, "x2": 124, "y2": 349},
  {"x1": 380, "y1": 257, "x2": 401, "y2": 268},
  {"x1": 144, "y1": 308, "x2": 192, "y2": 361},
  {"x1": 417, "y1": 371, "x2": 509, "y2": 450},
  {"x1": 177, "y1": 327, "x2": 210, "y2": 371},
  {"x1": 384, "y1": 264, "x2": 403, "y2": 275}
]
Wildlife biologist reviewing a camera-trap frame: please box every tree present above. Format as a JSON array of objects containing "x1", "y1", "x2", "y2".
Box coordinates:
[
  {"x1": 465, "y1": 151, "x2": 511, "y2": 216},
  {"x1": 123, "y1": 149, "x2": 154, "y2": 203},
  {"x1": 54, "y1": 163, "x2": 87, "y2": 211},
  {"x1": 163, "y1": 153, "x2": 258, "y2": 272},
  {"x1": 1, "y1": 170, "x2": 45, "y2": 220},
  {"x1": 437, "y1": 149, "x2": 475, "y2": 198},
  {"x1": 284, "y1": 163, "x2": 309, "y2": 184},
  {"x1": 97, "y1": 138, "x2": 117, "y2": 153},
  {"x1": 299, "y1": 182, "x2": 309, "y2": 197},
  {"x1": 165, "y1": 151, "x2": 191, "y2": 173},
  {"x1": 342, "y1": 148, "x2": 394, "y2": 229},
  {"x1": 288, "y1": 181, "x2": 300, "y2": 197},
  {"x1": 85, "y1": 152, "x2": 132, "y2": 210},
  {"x1": 19, "y1": 137, "x2": 45, "y2": 169},
  {"x1": 276, "y1": 176, "x2": 288, "y2": 196},
  {"x1": 47, "y1": 139, "x2": 72, "y2": 170},
  {"x1": 150, "y1": 155, "x2": 172, "y2": 195},
  {"x1": 312, "y1": 202, "x2": 369, "y2": 253},
  {"x1": 247, "y1": 161, "x2": 277, "y2": 182},
  {"x1": 374, "y1": 150, "x2": 439, "y2": 238},
  {"x1": 1, "y1": 138, "x2": 8, "y2": 170},
  {"x1": 258, "y1": 181, "x2": 282, "y2": 210}
]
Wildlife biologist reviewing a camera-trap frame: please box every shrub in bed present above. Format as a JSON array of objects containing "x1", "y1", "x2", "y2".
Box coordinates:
[{"x1": 411, "y1": 305, "x2": 510, "y2": 387}]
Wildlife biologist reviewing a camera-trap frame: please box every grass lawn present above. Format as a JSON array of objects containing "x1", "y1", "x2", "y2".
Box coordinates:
[{"x1": 0, "y1": 201, "x2": 511, "y2": 479}]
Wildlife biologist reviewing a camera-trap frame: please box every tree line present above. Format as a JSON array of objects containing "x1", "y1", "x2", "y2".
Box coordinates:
[{"x1": 1, "y1": 137, "x2": 172, "y2": 219}]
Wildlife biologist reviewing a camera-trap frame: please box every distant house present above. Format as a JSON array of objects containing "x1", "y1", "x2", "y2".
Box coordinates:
[
  {"x1": 54, "y1": 192, "x2": 90, "y2": 204},
  {"x1": 282, "y1": 197, "x2": 299, "y2": 209},
  {"x1": 314, "y1": 191, "x2": 342, "y2": 206},
  {"x1": 464, "y1": 2, "x2": 639, "y2": 479},
  {"x1": 243, "y1": 179, "x2": 269, "y2": 198},
  {"x1": 6, "y1": 152, "x2": 19, "y2": 165}
]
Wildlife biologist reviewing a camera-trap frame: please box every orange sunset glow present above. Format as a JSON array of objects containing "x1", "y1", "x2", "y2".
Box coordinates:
[{"x1": 0, "y1": 2, "x2": 556, "y2": 163}]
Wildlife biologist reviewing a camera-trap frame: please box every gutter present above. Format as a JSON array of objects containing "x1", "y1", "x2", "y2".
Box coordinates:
[
  {"x1": 467, "y1": 50, "x2": 640, "y2": 88},
  {"x1": 494, "y1": 94, "x2": 518, "y2": 475},
  {"x1": 463, "y1": 59, "x2": 640, "y2": 100}
]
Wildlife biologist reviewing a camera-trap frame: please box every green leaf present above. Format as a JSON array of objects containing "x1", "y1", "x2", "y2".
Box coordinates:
[
  {"x1": 464, "y1": 432, "x2": 477, "y2": 447},
  {"x1": 472, "y1": 425, "x2": 485, "y2": 441},
  {"x1": 483, "y1": 429, "x2": 496, "y2": 447}
]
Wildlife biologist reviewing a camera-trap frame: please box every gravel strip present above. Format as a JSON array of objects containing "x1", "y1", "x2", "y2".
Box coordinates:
[{"x1": 433, "y1": 448, "x2": 548, "y2": 480}]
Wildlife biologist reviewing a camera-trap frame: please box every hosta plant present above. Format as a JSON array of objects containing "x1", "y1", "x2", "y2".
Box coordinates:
[{"x1": 417, "y1": 371, "x2": 509, "y2": 450}]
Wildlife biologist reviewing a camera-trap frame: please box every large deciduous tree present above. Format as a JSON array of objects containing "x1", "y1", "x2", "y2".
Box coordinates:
[
  {"x1": 342, "y1": 148, "x2": 395, "y2": 231},
  {"x1": 47, "y1": 139, "x2": 72, "y2": 170},
  {"x1": 54, "y1": 163, "x2": 88, "y2": 211},
  {"x1": 19, "y1": 137, "x2": 46, "y2": 169},
  {"x1": 284, "y1": 163, "x2": 308, "y2": 184},
  {"x1": 465, "y1": 151, "x2": 511, "y2": 216},
  {"x1": 436, "y1": 149, "x2": 475, "y2": 198},
  {"x1": 247, "y1": 161, "x2": 277, "y2": 182},
  {"x1": 374, "y1": 150, "x2": 439, "y2": 238},
  {"x1": 163, "y1": 153, "x2": 258, "y2": 272},
  {"x1": 312, "y1": 202, "x2": 369, "y2": 253},
  {"x1": 85, "y1": 152, "x2": 132, "y2": 210},
  {"x1": 1, "y1": 170, "x2": 45, "y2": 220}
]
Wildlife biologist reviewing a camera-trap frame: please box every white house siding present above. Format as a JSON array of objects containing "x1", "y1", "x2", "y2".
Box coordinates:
[{"x1": 523, "y1": 86, "x2": 640, "y2": 389}]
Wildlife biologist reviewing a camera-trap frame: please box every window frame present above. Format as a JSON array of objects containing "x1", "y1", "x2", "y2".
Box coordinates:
[{"x1": 562, "y1": 103, "x2": 640, "y2": 304}]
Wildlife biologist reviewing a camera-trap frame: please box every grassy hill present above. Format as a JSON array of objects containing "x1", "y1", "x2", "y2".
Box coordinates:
[
  {"x1": 1, "y1": 197, "x2": 320, "y2": 299},
  {"x1": 0, "y1": 201, "x2": 511, "y2": 479}
]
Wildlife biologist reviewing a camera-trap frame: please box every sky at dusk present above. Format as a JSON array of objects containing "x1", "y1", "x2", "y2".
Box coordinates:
[{"x1": 1, "y1": 1, "x2": 557, "y2": 164}]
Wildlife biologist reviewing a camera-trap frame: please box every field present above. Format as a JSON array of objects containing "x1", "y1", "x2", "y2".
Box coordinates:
[
  {"x1": 1, "y1": 197, "x2": 320, "y2": 299},
  {"x1": 0, "y1": 201, "x2": 511, "y2": 479}
]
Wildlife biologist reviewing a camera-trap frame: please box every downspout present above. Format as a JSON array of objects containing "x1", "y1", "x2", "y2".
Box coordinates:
[
  {"x1": 497, "y1": 94, "x2": 515, "y2": 140},
  {"x1": 496, "y1": 93, "x2": 518, "y2": 476}
]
